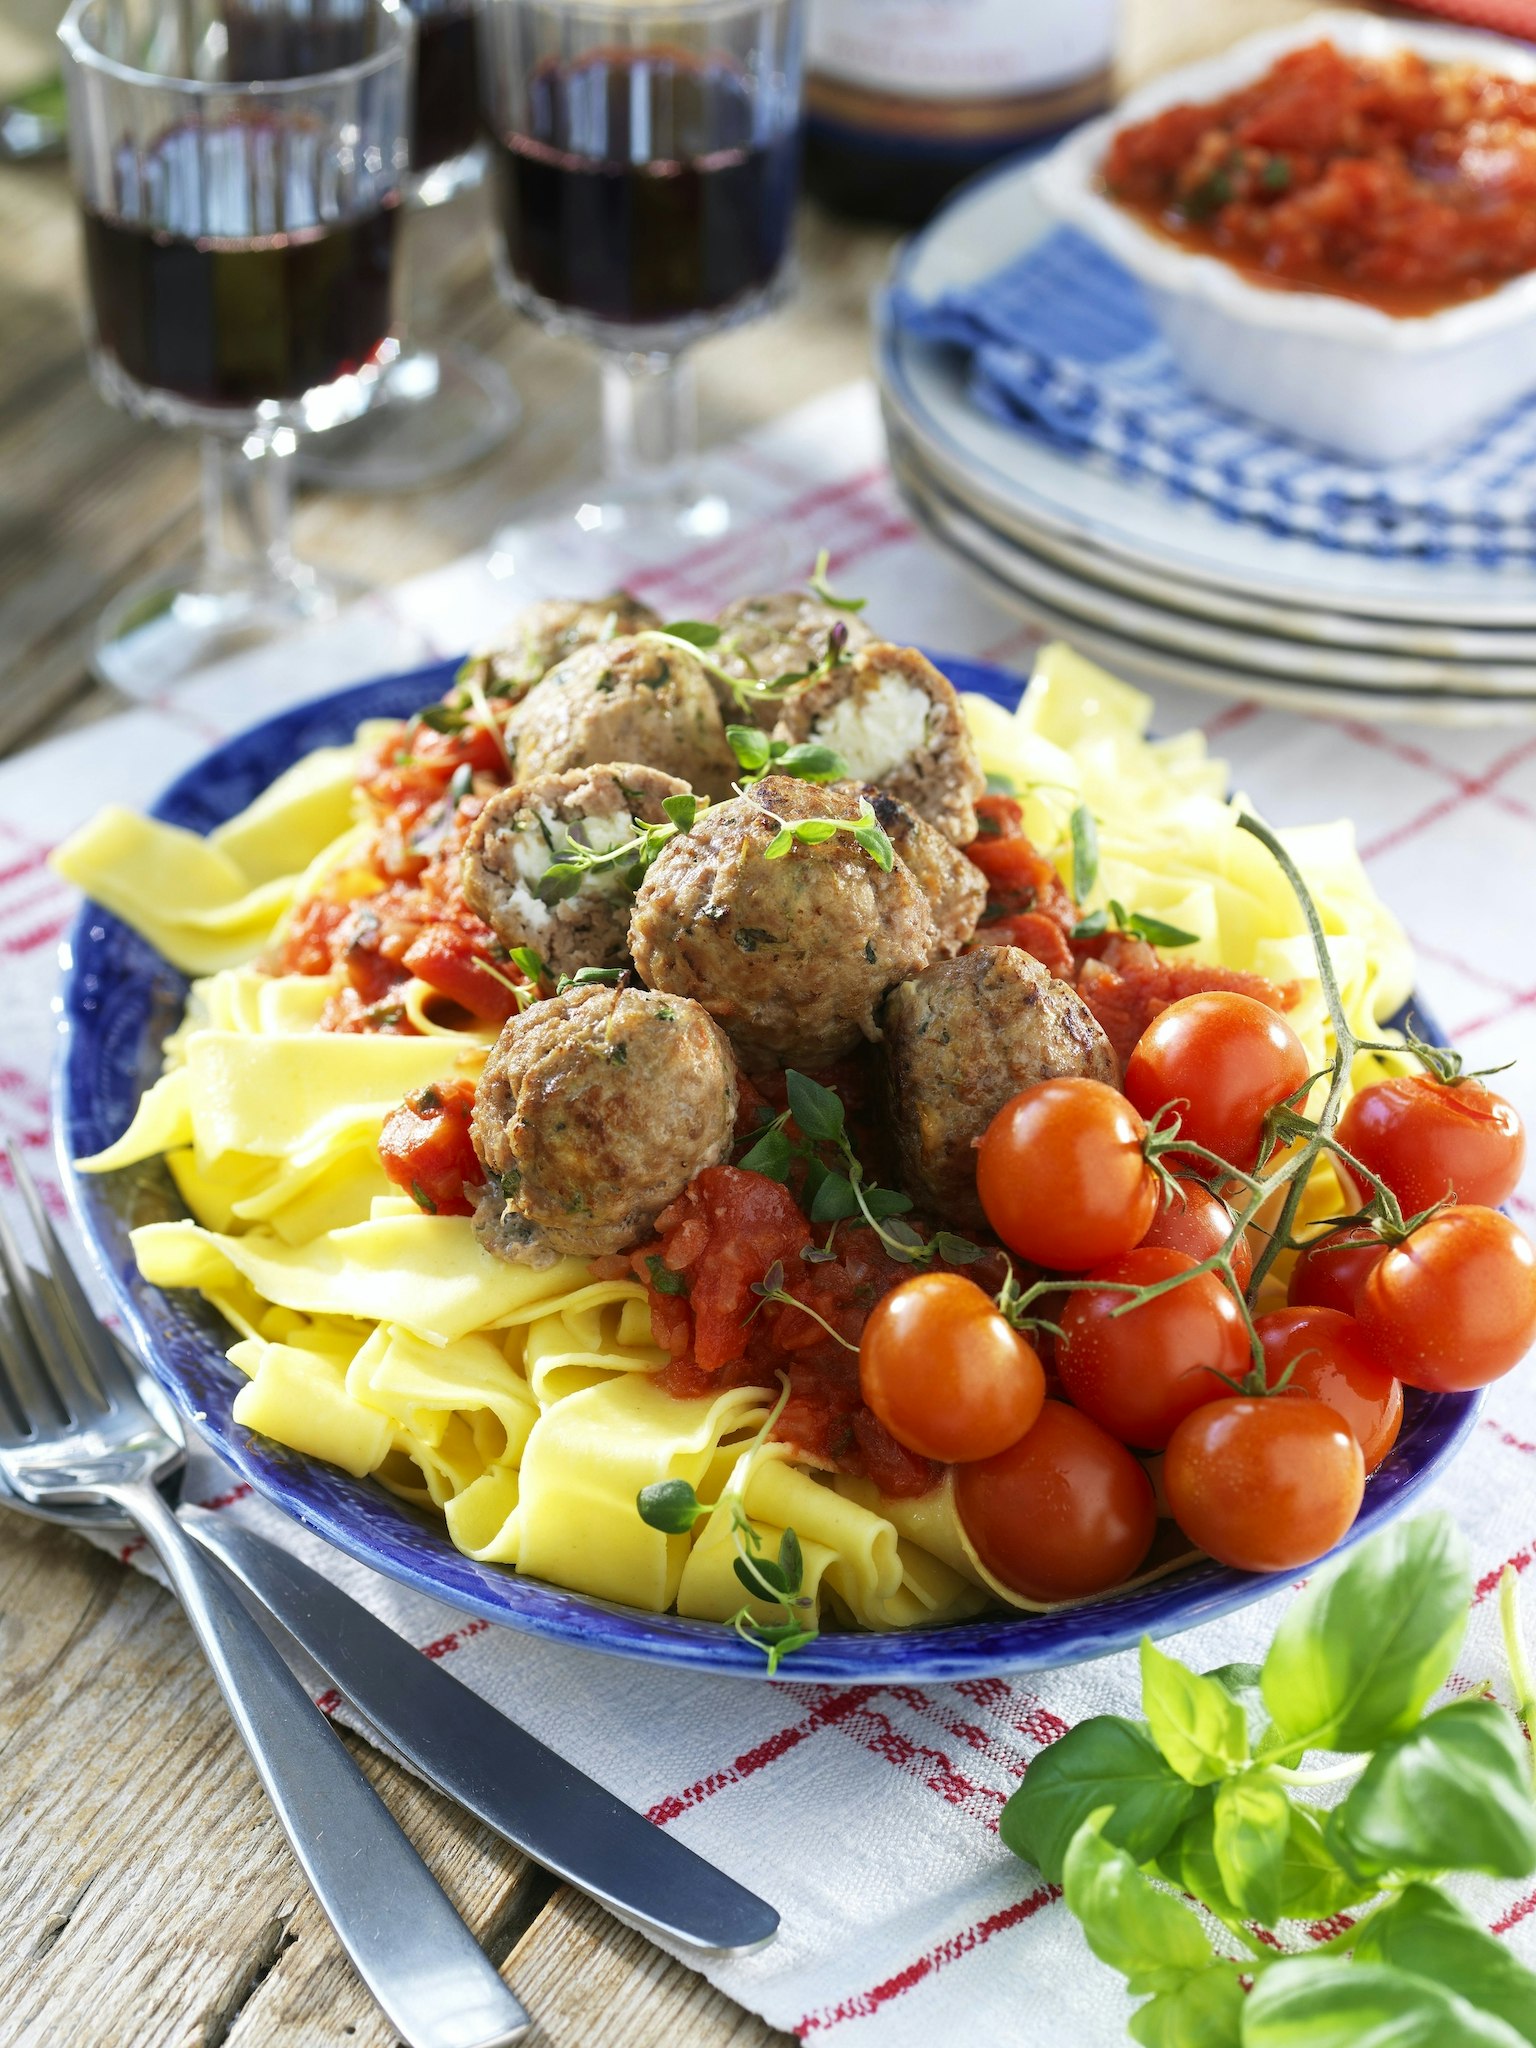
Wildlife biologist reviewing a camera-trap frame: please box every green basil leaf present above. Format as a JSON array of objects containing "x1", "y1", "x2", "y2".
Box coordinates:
[
  {"x1": 774, "y1": 741, "x2": 849, "y2": 783},
  {"x1": 1000, "y1": 1717, "x2": 1194, "y2": 1884},
  {"x1": 1063, "y1": 1811, "x2": 1213, "y2": 1999},
  {"x1": 809, "y1": 1172, "x2": 861, "y2": 1223},
  {"x1": 1328, "y1": 1696, "x2": 1536, "y2": 1882},
  {"x1": 726, "y1": 724, "x2": 773, "y2": 773},
  {"x1": 1212, "y1": 1773, "x2": 1290, "y2": 1926},
  {"x1": 1141, "y1": 1639, "x2": 1249, "y2": 1785},
  {"x1": 1070, "y1": 803, "x2": 1099, "y2": 900},
  {"x1": 662, "y1": 792, "x2": 698, "y2": 832},
  {"x1": 785, "y1": 1070, "x2": 846, "y2": 1144},
  {"x1": 1128, "y1": 1965, "x2": 1245, "y2": 2048},
  {"x1": 1242, "y1": 1957, "x2": 1528, "y2": 2048},
  {"x1": 1125, "y1": 912, "x2": 1201, "y2": 948},
  {"x1": 794, "y1": 818, "x2": 839, "y2": 844},
  {"x1": 663, "y1": 619, "x2": 722, "y2": 647},
  {"x1": 636, "y1": 1479, "x2": 704, "y2": 1534},
  {"x1": 1273, "y1": 1803, "x2": 1375, "y2": 1920},
  {"x1": 1205, "y1": 1664, "x2": 1270, "y2": 1750},
  {"x1": 1354, "y1": 1883, "x2": 1536, "y2": 2046},
  {"x1": 1260, "y1": 1513, "x2": 1471, "y2": 1756}
]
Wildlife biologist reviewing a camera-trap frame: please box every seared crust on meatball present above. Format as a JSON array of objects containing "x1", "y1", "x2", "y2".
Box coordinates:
[
  {"x1": 882, "y1": 948, "x2": 1117, "y2": 1228},
  {"x1": 773, "y1": 644, "x2": 985, "y2": 844},
  {"x1": 471, "y1": 984, "x2": 738, "y2": 1267},
  {"x1": 461, "y1": 763, "x2": 691, "y2": 980},
  {"x1": 508, "y1": 637, "x2": 738, "y2": 800},
  {"x1": 629, "y1": 776, "x2": 937, "y2": 1071},
  {"x1": 711, "y1": 593, "x2": 876, "y2": 728},
  {"x1": 863, "y1": 789, "x2": 986, "y2": 959},
  {"x1": 460, "y1": 594, "x2": 661, "y2": 704}
]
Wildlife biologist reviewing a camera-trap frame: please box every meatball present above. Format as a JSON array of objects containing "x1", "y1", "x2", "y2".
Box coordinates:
[
  {"x1": 507, "y1": 636, "x2": 739, "y2": 800},
  {"x1": 863, "y1": 789, "x2": 986, "y2": 959},
  {"x1": 459, "y1": 594, "x2": 661, "y2": 704},
  {"x1": 471, "y1": 983, "x2": 738, "y2": 1267},
  {"x1": 773, "y1": 643, "x2": 985, "y2": 844},
  {"x1": 712, "y1": 592, "x2": 876, "y2": 729},
  {"x1": 882, "y1": 948, "x2": 1117, "y2": 1229},
  {"x1": 461, "y1": 763, "x2": 692, "y2": 980},
  {"x1": 629, "y1": 775, "x2": 937, "y2": 1071}
]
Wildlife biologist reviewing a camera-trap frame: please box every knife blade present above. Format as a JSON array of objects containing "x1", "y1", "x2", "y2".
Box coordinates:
[{"x1": 186, "y1": 1515, "x2": 780, "y2": 1957}]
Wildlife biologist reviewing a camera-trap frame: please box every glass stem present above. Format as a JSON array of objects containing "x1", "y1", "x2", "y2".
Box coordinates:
[
  {"x1": 600, "y1": 349, "x2": 696, "y2": 498},
  {"x1": 200, "y1": 431, "x2": 302, "y2": 590}
]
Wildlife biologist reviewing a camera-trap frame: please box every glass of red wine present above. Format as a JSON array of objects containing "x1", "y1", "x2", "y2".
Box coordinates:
[
  {"x1": 296, "y1": 0, "x2": 523, "y2": 492},
  {"x1": 481, "y1": 0, "x2": 805, "y2": 546},
  {"x1": 58, "y1": 0, "x2": 412, "y2": 695}
]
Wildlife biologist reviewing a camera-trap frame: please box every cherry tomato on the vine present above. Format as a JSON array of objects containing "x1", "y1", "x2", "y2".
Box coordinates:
[
  {"x1": 976, "y1": 1078, "x2": 1158, "y2": 1271},
  {"x1": 955, "y1": 1400, "x2": 1157, "y2": 1602},
  {"x1": 859, "y1": 1272, "x2": 1045, "y2": 1464},
  {"x1": 1355, "y1": 1206, "x2": 1536, "y2": 1392},
  {"x1": 1336, "y1": 1071, "x2": 1526, "y2": 1215},
  {"x1": 1288, "y1": 1223, "x2": 1387, "y2": 1315},
  {"x1": 1164, "y1": 1394, "x2": 1365, "y2": 1573},
  {"x1": 1056, "y1": 1246, "x2": 1249, "y2": 1450},
  {"x1": 1254, "y1": 1306, "x2": 1402, "y2": 1473},
  {"x1": 1123, "y1": 992, "x2": 1310, "y2": 1173},
  {"x1": 1138, "y1": 1175, "x2": 1254, "y2": 1289}
]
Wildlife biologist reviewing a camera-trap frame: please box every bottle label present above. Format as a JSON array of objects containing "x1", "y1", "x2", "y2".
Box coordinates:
[{"x1": 808, "y1": 0, "x2": 1118, "y2": 101}]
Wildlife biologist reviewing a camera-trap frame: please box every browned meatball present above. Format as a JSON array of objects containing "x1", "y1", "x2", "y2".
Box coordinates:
[
  {"x1": 471, "y1": 984, "x2": 738, "y2": 1267},
  {"x1": 459, "y1": 594, "x2": 661, "y2": 703},
  {"x1": 862, "y1": 789, "x2": 987, "y2": 959},
  {"x1": 882, "y1": 948, "x2": 1117, "y2": 1229},
  {"x1": 507, "y1": 637, "x2": 738, "y2": 800},
  {"x1": 628, "y1": 776, "x2": 937, "y2": 1071},
  {"x1": 711, "y1": 593, "x2": 877, "y2": 729},
  {"x1": 461, "y1": 763, "x2": 692, "y2": 981},
  {"x1": 773, "y1": 643, "x2": 985, "y2": 844}
]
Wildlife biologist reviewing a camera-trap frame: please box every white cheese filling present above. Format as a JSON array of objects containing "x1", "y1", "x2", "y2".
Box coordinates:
[{"x1": 811, "y1": 673, "x2": 932, "y2": 784}]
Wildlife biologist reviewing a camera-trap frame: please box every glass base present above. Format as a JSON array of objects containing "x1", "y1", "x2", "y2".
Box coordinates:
[
  {"x1": 93, "y1": 556, "x2": 367, "y2": 699},
  {"x1": 293, "y1": 342, "x2": 520, "y2": 493}
]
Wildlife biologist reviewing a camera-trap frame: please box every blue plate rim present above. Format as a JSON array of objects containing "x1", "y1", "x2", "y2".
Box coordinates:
[{"x1": 52, "y1": 655, "x2": 1484, "y2": 1681}]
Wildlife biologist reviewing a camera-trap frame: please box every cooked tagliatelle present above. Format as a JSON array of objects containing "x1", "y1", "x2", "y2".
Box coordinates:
[{"x1": 56, "y1": 630, "x2": 1413, "y2": 1638}]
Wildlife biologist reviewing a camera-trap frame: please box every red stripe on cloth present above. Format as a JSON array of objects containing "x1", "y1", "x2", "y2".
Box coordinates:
[
  {"x1": 421, "y1": 1616, "x2": 490, "y2": 1660},
  {"x1": 1492, "y1": 1884, "x2": 1536, "y2": 1936},
  {"x1": 628, "y1": 467, "x2": 896, "y2": 611},
  {"x1": 795, "y1": 1883, "x2": 1060, "y2": 2037},
  {"x1": 0, "y1": 914, "x2": 69, "y2": 959},
  {"x1": 1201, "y1": 701, "x2": 1262, "y2": 741},
  {"x1": 829, "y1": 1697, "x2": 1010, "y2": 1824},
  {"x1": 1483, "y1": 1418, "x2": 1536, "y2": 1456},
  {"x1": 1473, "y1": 1542, "x2": 1536, "y2": 1604},
  {"x1": 1359, "y1": 738, "x2": 1536, "y2": 863},
  {"x1": 647, "y1": 1686, "x2": 880, "y2": 1825},
  {"x1": 0, "y1": 847, "x2": 55, "y2": 890}
]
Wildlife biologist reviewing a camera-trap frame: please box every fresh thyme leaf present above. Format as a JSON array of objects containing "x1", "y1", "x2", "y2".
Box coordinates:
[
  {"x1": 662, "y1": 792, "x2": 698, "y2": 833},
  {"x1": 880, "y1": 1217, "x2": 927, "y2": 1253},
  {"x1": 860, "y1": 1185, "x2": 915, "y2": 1220},
  {"x1": 409, "y1": 1180, "x2": 438, "y2": 1214},
  {"x1": 808, "y1": 548, "x2": 868, "y2": 613},
  {"x1": 785, "y1": 1070, "x2": 846, "y2": 1144},
  {"x1": 508, "y1": 945, "x2": 545, "y2": 984},
  {"x1": 778, "y1": 1526, "x2": 804, "y2": 1594},
  {"x1": 986, "y1": 770, "x2": 1019, "y2": 795},
  {"x1": 809, "y1": 1172, "x2": 861, "y2": 1224},
  {"x1": 663, "y1": 619, "x2": 723, "y2": 648},
  {"x1": 739, "y1": 1122, "x2": 795, "y2": 1181},
  {"x1": 774, "y1": 742, "x2": 849, "y2": 783},
  {"x1": 852, "y1": 815, "x2": 896, "y2": 871},
  {"x1": 763, "y1": 827, "x2": 794, "y2": 859},
  {"x1": 645, "y1": 1255, "x2": 689, "y2": 1298},
  {"x1": 417, "y1": 699, "x2": 468, "y2": 734},
  {"x1": 794, "y1": 818, "x2": 839, "y2": 845},
  {"x1": 727, "y1": 725, "x2": 774, "y2": 775},
  {"x1": 1070, "y1": 802, "x2": 1099, "y2": 901},
  {"x1": 636, "y1": 1478, "x2": 708, "y2": 1533},
  {"x1": 734, "y1": 1553, "x2": 793, "y2": 1601},
  {"x1": 555, "y1": 965, "x2": 626, "y2": 994},
  {"x1": 933, "y1": 1231, "x2": 986, "y2": 1264}
]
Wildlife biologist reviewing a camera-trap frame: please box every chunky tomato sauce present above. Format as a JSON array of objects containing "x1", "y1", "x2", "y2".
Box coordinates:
[
  {"x1": 1105, "y1": 41, "x2": 1536, "y2": 315},
  {"x1": 379, "y1": 1079, "x2": 481, "y2": 1215}
]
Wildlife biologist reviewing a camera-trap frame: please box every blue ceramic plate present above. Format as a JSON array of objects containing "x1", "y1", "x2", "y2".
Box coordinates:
[{"x1": 54, "y1": 655, "x2": 1482, "y2": 1680}]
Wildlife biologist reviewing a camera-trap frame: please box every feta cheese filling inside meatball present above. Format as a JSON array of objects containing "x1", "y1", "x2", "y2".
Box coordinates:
[
  {"x1": 471, "y1": 982, "x2": 738, "y2": 1267},
  {"x1": 461, "y1": 762, "x2": 692, "y2": 979}
]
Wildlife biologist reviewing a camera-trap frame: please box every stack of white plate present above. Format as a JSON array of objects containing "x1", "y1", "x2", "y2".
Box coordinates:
[{"x1": 877, "y1": 157, "x2": 1536, "y2": 724}]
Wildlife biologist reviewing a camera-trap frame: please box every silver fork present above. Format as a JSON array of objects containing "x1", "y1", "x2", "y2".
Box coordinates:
[{"x1": 0, "y1": 1150, "x2": 532, "y2": 2048}]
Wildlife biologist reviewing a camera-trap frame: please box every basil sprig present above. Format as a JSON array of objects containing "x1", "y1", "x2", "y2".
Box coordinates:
[{"x1": 1002, "y1": 1514, "x2": 1536, "y2": 2045}]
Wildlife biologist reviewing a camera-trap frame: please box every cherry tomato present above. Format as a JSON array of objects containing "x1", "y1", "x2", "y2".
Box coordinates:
[
  {"x1": 1123, "y1": 992, "x2": 1310, "y2": 1172},
  {"x1": 955, "y1": 1400, "x2": 1157, "y2": 1601},
  {"x1": 1255, "y1": 1306, "x2": 1402, "y2": 1473},
  {"x1": 1356, "y1": 1206, "x2": 1536, "y2": 1392},
  {"x1": 1139, "y1": 1175, "x2": 1254, "y2": 1290},
  {"x1": 859, "y1": 1273, "x2": 1045, "y2": 1463},
  {"x1": 378, "y1": 1080, "x2": 480, "y2": 1216},
  {"x1": 1336, "y1": 1072, "x2": 1526, "y2": 1214},
  {"x1": 977, "y1": 1079, "x2": 1159, "y2": 1271},
  {"x1": 1056, "y1": 1246, "x2": 1249, "y2": 1450},
  {"x1": 1288, "y1": 1224, "x2": 1387, "y2": 1315},
  {"x1": 1165, "y1": 1395, "x2": 1364, "y2": 1573}
]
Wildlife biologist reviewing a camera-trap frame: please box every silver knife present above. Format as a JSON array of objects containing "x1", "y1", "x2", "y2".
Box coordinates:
[{"x1": 187, "y1": 1516, "x2": 780, "y2": 1957}]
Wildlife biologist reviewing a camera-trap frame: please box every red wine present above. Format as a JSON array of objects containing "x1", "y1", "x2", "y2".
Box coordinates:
[
  {"x1": 412, "y1": 6, "x2": 480, "y2": 171},
  {"x1": 82, "y1": 123, "x2": 398, "y2": 408},
  {"x1": 492, "y1": 49, "x2": 797, "y2": 327}
]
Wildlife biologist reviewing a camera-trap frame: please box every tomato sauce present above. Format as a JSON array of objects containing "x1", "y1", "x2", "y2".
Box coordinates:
[
  {"x1": 378, "y1": 1080, "x2": 481, "y2": 1215},
  {"x1": 1104, "y1": 41, "x2": 1536, "y2": 315}
]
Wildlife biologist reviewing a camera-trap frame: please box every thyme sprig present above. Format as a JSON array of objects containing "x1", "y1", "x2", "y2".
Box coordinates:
[
  {"x1": 727, "y1": 725, "x2": 850, "y2": 786},
  {"x1": 537, "y1": 792, "x2": 701, "y2": 898},
  {"x1": 748, "y1": 1258, "x2": 859, "y2": 1351},
  {"x1": 644, "y1": 619, "x2": 853, "y2": 714},
  {"x1": 807, "y1": 547, "x2": 867, "y2": 614},
  {"x1": 758, "y1": 795, "x2": 895, "y2": 871}
]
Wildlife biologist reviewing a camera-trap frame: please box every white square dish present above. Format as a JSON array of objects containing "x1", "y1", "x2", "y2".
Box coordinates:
[{"x1": 1035, "y1": 9, "x2": 1536, "y2": 464}]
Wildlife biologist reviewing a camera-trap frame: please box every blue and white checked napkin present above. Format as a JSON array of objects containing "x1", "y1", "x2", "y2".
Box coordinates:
[{"x1": 892, "y1": 226, "x2": 1536, "y2": 564}]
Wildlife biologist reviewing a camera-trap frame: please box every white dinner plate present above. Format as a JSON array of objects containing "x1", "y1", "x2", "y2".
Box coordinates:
[{"x1": 881, "y1": 158, "x2": 1536, "y2": 631}]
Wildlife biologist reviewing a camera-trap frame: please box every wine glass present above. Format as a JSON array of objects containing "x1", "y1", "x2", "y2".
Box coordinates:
[
  {"x1": 296, "y1": 0, "x2": 523, "y2": 491},
  {"x1": 58, "y1": 0, "x2": 413, "y2": 696},
  {"x1": 480, "y1": 0, "x2": 805, "y2": 547}
]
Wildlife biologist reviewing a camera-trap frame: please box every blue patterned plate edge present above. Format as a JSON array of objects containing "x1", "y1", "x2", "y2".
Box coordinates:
[{"x1": 52, "y1": 655, "x2": 1482, "y2": 1681}]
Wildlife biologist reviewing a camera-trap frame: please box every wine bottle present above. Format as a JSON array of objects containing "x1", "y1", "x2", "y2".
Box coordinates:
[{"x1": 805, "y1": 0, "x2": 1118, "y2": 225}]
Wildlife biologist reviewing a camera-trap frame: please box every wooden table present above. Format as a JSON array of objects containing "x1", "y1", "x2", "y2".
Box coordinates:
[{"x1": 0, "y1": 3, "x2": 1329, "y2": 2042}]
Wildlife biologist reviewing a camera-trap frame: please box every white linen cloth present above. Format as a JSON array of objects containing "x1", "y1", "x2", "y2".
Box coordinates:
[{"x1": 7, "y1": 383, "x2": 1536, "y2": 2046}]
